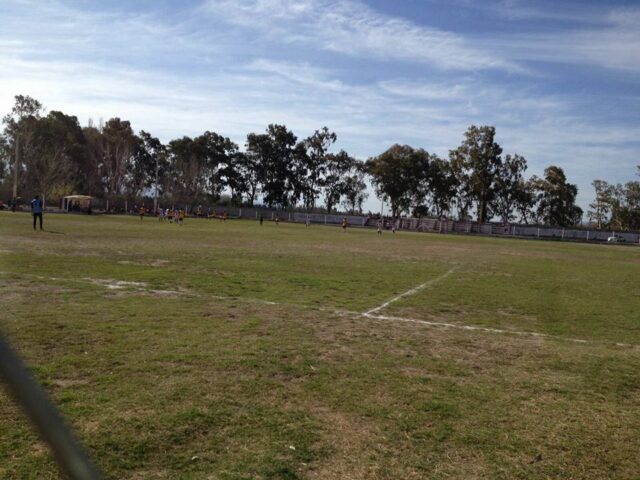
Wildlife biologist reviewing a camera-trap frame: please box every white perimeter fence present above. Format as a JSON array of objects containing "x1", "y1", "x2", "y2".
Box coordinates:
[
  {"x1": 203, "y1": 207, "x2": 640, "y2": 244},
  {"x1": 85, "y1": 200, "x2": 639, "y2": 244}
]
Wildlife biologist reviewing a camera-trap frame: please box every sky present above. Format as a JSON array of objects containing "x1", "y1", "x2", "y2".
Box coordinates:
[{"x1": 1, "y1": 0, "x2": 639, "y2": 213}]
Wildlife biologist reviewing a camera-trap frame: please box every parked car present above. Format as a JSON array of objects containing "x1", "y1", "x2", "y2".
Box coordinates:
[{"x1": 607, "y1": 235, "x2": 626, "y2": 243}]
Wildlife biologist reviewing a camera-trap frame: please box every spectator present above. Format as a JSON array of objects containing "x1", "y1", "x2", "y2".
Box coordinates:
[{"x1": 30, "y1": 195, "x2": 44, "y2": 231}]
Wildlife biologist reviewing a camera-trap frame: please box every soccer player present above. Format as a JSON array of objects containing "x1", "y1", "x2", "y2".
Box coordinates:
[
  {"x1": 259, "y1": 214, "x2": 264, "y2": 226},
  {"x1": 275, "y1": 215, "x2": 280, "y2": 225},
  {"x1": 139, "y1": 205, "x2": 145, "y2": 220},
  {"x1": 30, "y1": 195, "x2": 44, "y2": 231},
  {"x1": 341, "y1": 217, "x2": 348, "y2": 232},
  {"x1": 376, "y1": 219, "x2": 382, "y2": 235},
  {"x1": 178, "y1": 208, "x2": 185, "y2": 226}
]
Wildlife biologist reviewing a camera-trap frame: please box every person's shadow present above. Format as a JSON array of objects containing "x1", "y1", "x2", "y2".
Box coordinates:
[{"x1": 44, "y1": 230, "x2": 65, "y2": 235}]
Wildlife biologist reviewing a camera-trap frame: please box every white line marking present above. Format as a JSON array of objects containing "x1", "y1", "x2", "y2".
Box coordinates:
[
  {"x1": 364, "y1": 312, "x2": 592, "y2": 344},
  {"x1": 363, "y1": 266, "x2": 457, "y2": 316},
  {"x1": 3, "y1": 271, "x2": 638, "y2": 349}
]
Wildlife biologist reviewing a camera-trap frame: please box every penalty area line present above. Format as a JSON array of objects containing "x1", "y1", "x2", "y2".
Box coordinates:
[{"x1": 363, "y1": 266, "x2": 458, "y2": 316}]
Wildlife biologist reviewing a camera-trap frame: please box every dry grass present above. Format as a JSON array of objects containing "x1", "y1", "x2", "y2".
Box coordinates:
[{"x1": 1, "y1": 212, "x2": 639, "y2": 479}]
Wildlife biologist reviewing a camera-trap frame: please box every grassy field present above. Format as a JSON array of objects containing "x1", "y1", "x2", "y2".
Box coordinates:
[{"x1": 1, "y1": 211, "x2": 640, "y2": 479}]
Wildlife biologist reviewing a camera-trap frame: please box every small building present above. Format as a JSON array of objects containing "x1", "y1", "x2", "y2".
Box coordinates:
[{"x1": 62, "y1": 195, "x2": 93, "y2": 213}]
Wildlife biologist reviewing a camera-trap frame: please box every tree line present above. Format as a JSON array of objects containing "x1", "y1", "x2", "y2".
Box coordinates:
[
  {"x1": 1, "y1": 95, "x2": 591, "y2": 227},
  {"x1": 367, "y1": 125, "x2": 583, "y2": 226},
  {"x1": 0, "y1": 95, "x2": 367, "y2": 214},
  {"x1": 588, "y1": 175, "x2": 640, "y2": 231}
]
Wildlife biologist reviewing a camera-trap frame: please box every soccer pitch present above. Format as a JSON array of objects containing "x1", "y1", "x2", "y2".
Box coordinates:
[{"x1": 1, "y1": 212, "x2": 639, "y2": 479}]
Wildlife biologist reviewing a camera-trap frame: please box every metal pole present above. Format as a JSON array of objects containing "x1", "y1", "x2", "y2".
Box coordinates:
[
  {"x1": 153, "y1": 154, "x2": 159, "y2": 214},
  {"x1": 0, "y1": 334, "x2": 103, "y2": 480},
  {"x1": 12, "y1": 131, "x2": 19, "y2": 201}
]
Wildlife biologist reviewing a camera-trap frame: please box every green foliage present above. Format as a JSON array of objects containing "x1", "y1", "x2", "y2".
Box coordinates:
[
  {"x1": 449, "y1": 125, "x2": 503, "y2": 223},
  {"x1": 534, "y1": 166, "x2": 582, "y2": 227},
  {"x1": 366, "y1": 144, "x2": 430, "y2": 217}
]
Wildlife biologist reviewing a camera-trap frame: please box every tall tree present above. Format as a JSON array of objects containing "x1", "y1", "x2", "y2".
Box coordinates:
[
  {"x1": 366, "y1": 145, "x2": 427, "y2": 217},
  {"x1": 411, "y1": 154, "x2": 455, "y2": 218},
  {"x1": 2, "y1": 95, "x2": 44, "y2": 199},
  {"x1": 300, "y1": 127, "x2": 336, "y2": 210},
  {"x1": 223, "y1": 151, "x2": 250, "y2": 205},
  {"x1": 492, "y1": 154, "x2": 528, "y2": 224},
  {"x1": 587, "y1": 180, "x2": 612, "y2": 229},
  {"x1": 235, "y1": 150, "x2": 260, "y2": 206},
  {"x1": 514, "y1": 177, "x2": 538, "y2": 224},
  {"x1": 426, "y1": 156, "x2": 457, "y2": 218},
  {"x1": 623, "y1": 180, "x2": 640, "y2": 230},
  {"x1": 100, "y1": 118, "x2": 137, "y2": 197},
  {"x1": 341, "y1": 161, "x2": 368, "y2": 214},
  {"x1": 24, "y1": 111, "x2": 86, "y2": 205},
  {"x1": 199, "y1": 131, "x2": 239, "y2": 201},
  {"x1": 449, "y1": 154, "x2": 473, "y2": 220},
  {"x1": 607, "y1": 183, "x2": 627, "y2": 231},
  {"x1": 128, "y1": 131, "x2": 166, "y2": 201},
  {"x1": 82, "y1": 124, "x2": 107, "y2": 197},
  {"x1": 534, "y1": 166, "x2": 582, "y2": 227},
  {"x1": 246, "y1": 124, "x2": 298, "y2": 208},
  {"x1": 449, "y1": 125, "x2": 503, "y2": 222},
  {"x1": 324, "y1": 150, "x2": 356, "y2": 214},
  {"x1": 167, "y1": 136, "x2": 207, "y2": 204}
]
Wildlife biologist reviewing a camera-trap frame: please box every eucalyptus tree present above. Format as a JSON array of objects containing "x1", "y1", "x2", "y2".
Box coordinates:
[
  {"x1": 324, "y1": 150, "x2": 356, "y2": 213},
  {"x1": 492, "y1": 153, "x2": 528, "y2": 224},
  {"x1": 366, "y1": 144, "x2": 427, "y2": 217},
  {"x1": 449, "y1": 125, "x2": 503, "y2": 222},
  {"x1": 24, "y1": 111, "x2": 86, "y2": 204},
  {"x1": 535, "y1": 166, "x2": 582, "y2": 227}
]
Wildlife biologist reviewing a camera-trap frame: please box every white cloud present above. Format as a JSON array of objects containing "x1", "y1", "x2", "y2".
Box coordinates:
[
  {"x1": 482, "y1": 6, "x2": 640, "y2": 72},
  {"x1": 1, "y1": 0, "x2": 638, "y2": 213},
  {"x1": 202, "y1": 0, "x2": 520, "y2": 72}
]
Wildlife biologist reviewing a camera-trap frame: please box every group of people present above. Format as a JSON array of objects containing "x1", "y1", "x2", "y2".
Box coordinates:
[
  {"x1": 151, "y1": 207, "x2": 185, "y2": 225},
  {"x1": 25, "y1": 195, "x2": 399, "y2": 236},
  {"x1": 376, "y1": 218, "x2": 399, "y2": 235},
  {"x1": 137, "y1": 206, "x2": 232, "y2": 225}
]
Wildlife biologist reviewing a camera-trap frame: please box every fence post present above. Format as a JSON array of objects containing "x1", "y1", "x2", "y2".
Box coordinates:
[
  {"x1": 239, "y1": 208, "x2": 242, "y2": 218},
  {"x1": 561, "y1": 229, "x2": 565, "y2": 240},
  {"x1": 324, "y1": 215, "x2": 327, "y2": 224},
  {"x1": 106, "y1": 199, "x2": 109, "y2": 213},
  {"x1": 537, "y1": 228, "x2": 540, "y2": 238},
  {"x1": 586, "y1": 230, "x2": 589, "y2": 241}
]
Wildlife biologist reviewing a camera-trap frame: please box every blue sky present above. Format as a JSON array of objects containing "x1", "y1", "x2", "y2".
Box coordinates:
[{"x1": 1, "y1": 0, "x2": 639, "y2": 213}]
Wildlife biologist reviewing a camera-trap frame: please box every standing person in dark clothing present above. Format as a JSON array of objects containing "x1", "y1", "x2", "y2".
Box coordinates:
[
  {"x1": 259, "y1": 214, "x2": 263, "y2": 226},
  {"x1": 31, "y1": 195, "x2": 44, "y2": 231}
]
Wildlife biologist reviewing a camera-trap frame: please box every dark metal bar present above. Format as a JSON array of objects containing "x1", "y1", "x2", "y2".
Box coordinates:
[{"x1": 0, "y1": 333, "x2": 103, "y2": 480}]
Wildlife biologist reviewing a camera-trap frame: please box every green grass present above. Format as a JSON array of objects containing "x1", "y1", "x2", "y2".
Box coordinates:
[{"x1": 1, "y1": 211, "x2": 640, "y2": 479}]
